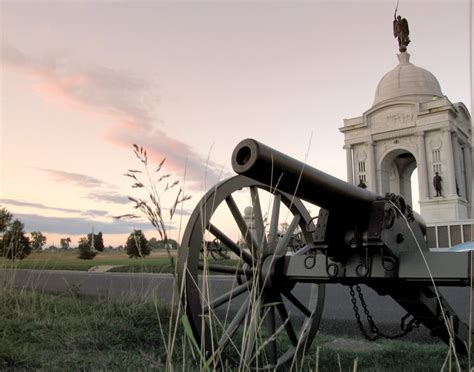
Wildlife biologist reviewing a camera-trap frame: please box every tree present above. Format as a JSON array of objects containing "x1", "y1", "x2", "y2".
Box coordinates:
[
  {"x1": 125, "y1": 230, "x2": 150, "y2": 258},
  {"x1": 87, "y1": 232, "x2": 104, "y2": 252},
  {"x1": 148, "y1": 237, "x2": 159, "y2": 250},
  {"x1": 154, "y1": 238, "x2": 178, "y2": 249},
  {"x1": 1, "y1": 219, "x2": 32, "y2": 260},
  {"x1": 0, "y1": 207, "x2": 13, "y2": 234},
  {"x1": 31, "y1": 231, "x2": 47, "y2": 251},
  {"x1": 60, "y1": 237, "x2": 71, "y2": 250},
  {"x1": 161, "y1": 239, "x2": 179, "y2": 250},
  {"x1": 78, "y1": 237, "x2": 97, "y2": 260}
]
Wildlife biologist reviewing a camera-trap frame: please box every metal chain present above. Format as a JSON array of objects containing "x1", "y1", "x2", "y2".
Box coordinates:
[{"x1": 349, "y1": 284, "x2": 420, "y2": 341}]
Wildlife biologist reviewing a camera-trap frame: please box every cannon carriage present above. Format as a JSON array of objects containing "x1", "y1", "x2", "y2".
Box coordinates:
[
  {"x1": 200, "y1": 238, "x2": 229, "y2": 260},
  {"x1": 178, "y1": 138, "x2": 471, "y2": 370}
]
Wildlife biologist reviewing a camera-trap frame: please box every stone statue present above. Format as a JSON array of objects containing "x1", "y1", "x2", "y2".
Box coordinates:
[
  {"x1": 393, "y1": 13, "x2": 410, "y2": 52},
  {"x1": 357, "y1": 177, "x2": 367, "y2": 189},
  {"x1": 433, "y1": 172, "x2": 442, "y2": 197}
]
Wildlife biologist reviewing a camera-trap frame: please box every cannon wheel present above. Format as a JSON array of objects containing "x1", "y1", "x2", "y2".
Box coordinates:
[{"x1": 178, "y1": 175, "x2": 325, "y2": 370}]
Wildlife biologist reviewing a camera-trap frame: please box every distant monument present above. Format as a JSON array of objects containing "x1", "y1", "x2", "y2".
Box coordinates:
[{"x1": 238, "y1": 206, "x2": 256, "y2": 249}]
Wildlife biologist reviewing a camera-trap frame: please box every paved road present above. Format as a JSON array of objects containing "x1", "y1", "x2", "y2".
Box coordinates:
[{"x1": 1, "y1": 269, "x2": 470, "y2": 342}]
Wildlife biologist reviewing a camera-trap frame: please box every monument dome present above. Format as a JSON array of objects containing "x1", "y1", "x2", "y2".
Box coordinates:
[
  {"x1": 373, "y1": 53, "x2": 443, "y2": 106},
  {"x1": 244, "y1": 206, "x2": 253, "y2": 217}
]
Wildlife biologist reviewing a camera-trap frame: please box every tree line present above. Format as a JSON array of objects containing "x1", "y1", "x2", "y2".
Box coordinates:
[{"x1": 0, "y1": 207, "x2": 178, "y2": 261}]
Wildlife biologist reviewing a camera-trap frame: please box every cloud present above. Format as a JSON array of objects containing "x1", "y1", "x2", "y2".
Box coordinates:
[
  {"x1": 108, "y1": 130, "x2": 229, "y2": 189},
  {"x1": 38, "y1": 168, "x2": 117, "y2": 189},
  {"x1": 2, "y1": 43, "x2": 228, "y2": 188},
  {"x1": 1, "y1": 198, "x2": 81, "y2": 214},
  {"x1": 82, "y1": 209, "x2": 109, "y2": 217},
  {"x1": 32, "y1": 168, "x2": 132, "y2": 207},
  {"x1": 1, "y1": 198, "x2": 111, "y2": 219},
  {"x1": 86, "y1": 190, "x2": 130, "y2": 204},
  {"x1": 15, "y1": 213, "x2": 168, "y2": 235}
]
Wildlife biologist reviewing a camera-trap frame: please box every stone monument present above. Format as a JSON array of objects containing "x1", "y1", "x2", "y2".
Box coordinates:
[{"x1": 339, "y1": 19, "x2": 472, "y2": 249}]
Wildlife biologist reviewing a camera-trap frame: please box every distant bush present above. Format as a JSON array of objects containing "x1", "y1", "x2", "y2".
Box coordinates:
[
  {"x1": 125, "y1": 230, "x2": 150, "y2": 258},
  {"x1": 77, "y1": 237, "x2": 97, "y2": 260},
  {"x1": 149, "y1": 237, "x2": 179, "y2": 250},
  {"x1": 30, "y1": 231, "x2": 47, "y2": 251},
  {"x1": 0, "y1": 208, "x2": 32, "y2": 260}
]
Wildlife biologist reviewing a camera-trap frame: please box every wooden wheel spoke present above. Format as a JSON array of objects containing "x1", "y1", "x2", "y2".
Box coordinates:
[
  {"x1": 218, "y1": 296, "x2": 250, "y2": 350},
  {"x1": 262, "y1": 294, "x2": 277, "y2": 365},
  {"x1": 243, "y1": 297, "x2": 261, "y2": 366},
  {"x1": 276, "y1": 296, "x2": 299, "y2": 346},
  {"x1": 202, "y1": 281, "x2": 251, "y2": 313},
  {"x1": 208, "y1": 223, "x2": 253, "y2": 264},
  {"x1": 268, "y1": 194, "x2": 281, "y2": 253},
  {"x1": 225, "y1": 195, "x2": 259, "y2": 256},
  {"x1": 250, "y1": 186, "x2": 268, "y2": 253},
  {"x1": 282, "y1": 290, "x2": 311, "y2": 318},
  {"x1": 274, "y1": 214, "x2": 301, "y2": 257}
]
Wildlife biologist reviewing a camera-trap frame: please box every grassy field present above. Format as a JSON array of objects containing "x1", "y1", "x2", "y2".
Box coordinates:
[
  {"x1": 0, "y1": 250, "x2": 177, "y2": 272},
  {"x1": 1, "y1": 252, "x2": 470, "y2": 370},
  {"x1": 0, "y1": 250, "x2": 238, "y2": 274},
  {"x1": 0, "y1": 287, "x2": 457, "y2": 371}
]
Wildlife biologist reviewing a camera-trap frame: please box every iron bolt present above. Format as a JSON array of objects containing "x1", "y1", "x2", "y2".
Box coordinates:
[{"x1": 396, "y1": 233, "x2": 404, "y2": 243}]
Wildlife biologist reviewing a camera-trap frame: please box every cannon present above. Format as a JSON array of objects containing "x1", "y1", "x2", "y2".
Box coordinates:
[{"x1": 178, "y1": 138, "x2": 471, "y2": 370}]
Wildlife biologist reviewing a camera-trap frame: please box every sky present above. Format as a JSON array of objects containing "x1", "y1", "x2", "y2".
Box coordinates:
[{"x1": 1, "y1": 0, "x2": 472, "y2": 247}]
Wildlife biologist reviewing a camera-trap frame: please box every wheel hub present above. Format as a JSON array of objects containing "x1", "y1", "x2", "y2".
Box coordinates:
[{"x1": 261, "y1": 254, "x2": 287, "y2": 290}]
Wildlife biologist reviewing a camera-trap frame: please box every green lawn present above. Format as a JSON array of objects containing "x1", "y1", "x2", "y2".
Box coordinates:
[
  {"x1": 0, "y1": 288, "x2": 461, "y2": 371},
  {"x1": 0, "y1": 250, "x2": 176, "y2": 272},
  {"x1": 0, "y1": 251, "x2": 238, "y2": 274}
]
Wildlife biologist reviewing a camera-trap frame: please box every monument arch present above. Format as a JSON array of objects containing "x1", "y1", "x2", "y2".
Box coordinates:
[{"x1": 378, "y1": 147, "x2": 418, "y2": 207}]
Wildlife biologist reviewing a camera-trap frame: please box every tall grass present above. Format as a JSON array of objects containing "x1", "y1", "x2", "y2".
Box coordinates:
[
  {"x1": 0, "y1": 287, "x2": 183, "y2": 370},
  {"x1": 116, "y1": 144, "x2": 193, "y2": 370},
  {"x1": 0, "y1": 286, "x2": 457, "y2": 371}
]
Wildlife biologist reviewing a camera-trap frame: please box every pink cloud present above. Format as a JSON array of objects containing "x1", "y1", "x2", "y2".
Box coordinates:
[
  {"x1": 2, "y1": 43, "x2": 227, "y2": 187},
  {"x1": 106, "y1": 126, "x2": 227, "y2": 188},
  {"x1": 38, "y1": 168, "x2": 117, "y2": 189}
]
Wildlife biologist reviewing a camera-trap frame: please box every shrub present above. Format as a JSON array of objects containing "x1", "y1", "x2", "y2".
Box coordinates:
[
  {"x1": 125, "y1": 230, "x2": 150, "y2": 258},
  {"x1": 0, "y1": 219, "x2": 32, "y2": 260},
  {"x1": 77, "y1": 237, "x2": 97, "y2": 260}
]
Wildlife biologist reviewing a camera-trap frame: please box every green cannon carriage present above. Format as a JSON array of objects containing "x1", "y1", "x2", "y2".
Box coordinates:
[{"x1": 178, "y1": 138, "x2": 471, "y2": 370}]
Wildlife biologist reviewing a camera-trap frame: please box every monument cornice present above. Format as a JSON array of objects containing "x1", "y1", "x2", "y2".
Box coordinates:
[
  {"x1": 416, "y1": 112, "x2": 450, "y2": 125},
  {"x1": 363, "y1": 100, "x2": 418, "y2": 119},
  {"x1": 372, "y1": 127, "x2": 415, "y2": 141}
]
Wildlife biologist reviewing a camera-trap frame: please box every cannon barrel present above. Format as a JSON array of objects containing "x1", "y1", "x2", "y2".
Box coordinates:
[{"x1": 232, "y1": 138, "x2": 384, "y2": 216}]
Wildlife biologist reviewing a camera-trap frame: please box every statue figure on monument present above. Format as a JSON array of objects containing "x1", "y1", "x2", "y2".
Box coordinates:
[
  {"x1": 357, "y1": 177, "x2": 367, "y2": 189},
  {"x1": 433, "y1": 172, "x2": 442, "y2": 197},
  {"x1": 393, "y1": 12, "x2": 410, "y2": 52}
]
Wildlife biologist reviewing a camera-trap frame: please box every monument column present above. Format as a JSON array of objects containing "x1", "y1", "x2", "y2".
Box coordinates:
[
  {"x1": 416, "y1": 132, "x2": 429, "y2": 199},
  {"x1": 463, "y1": 144, "x2": 472, "y2": 203},
  {"x1": 367, "y1": 141, "x2": 376, "y2": 192},
  {"x1": 452, "y1": 134, "x2": 464, "y2": 198},
  {"x1": 344, "y1": 145, "x2": 354, "y2": 184},
  {"x1": 443, "y1": 128, "x2": 457, "y2": 197}
]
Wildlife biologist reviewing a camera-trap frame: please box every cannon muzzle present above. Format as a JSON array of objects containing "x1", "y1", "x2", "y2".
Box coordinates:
[{"x1": 232, "y1": 138, "x2": 383, "y2": 217}]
